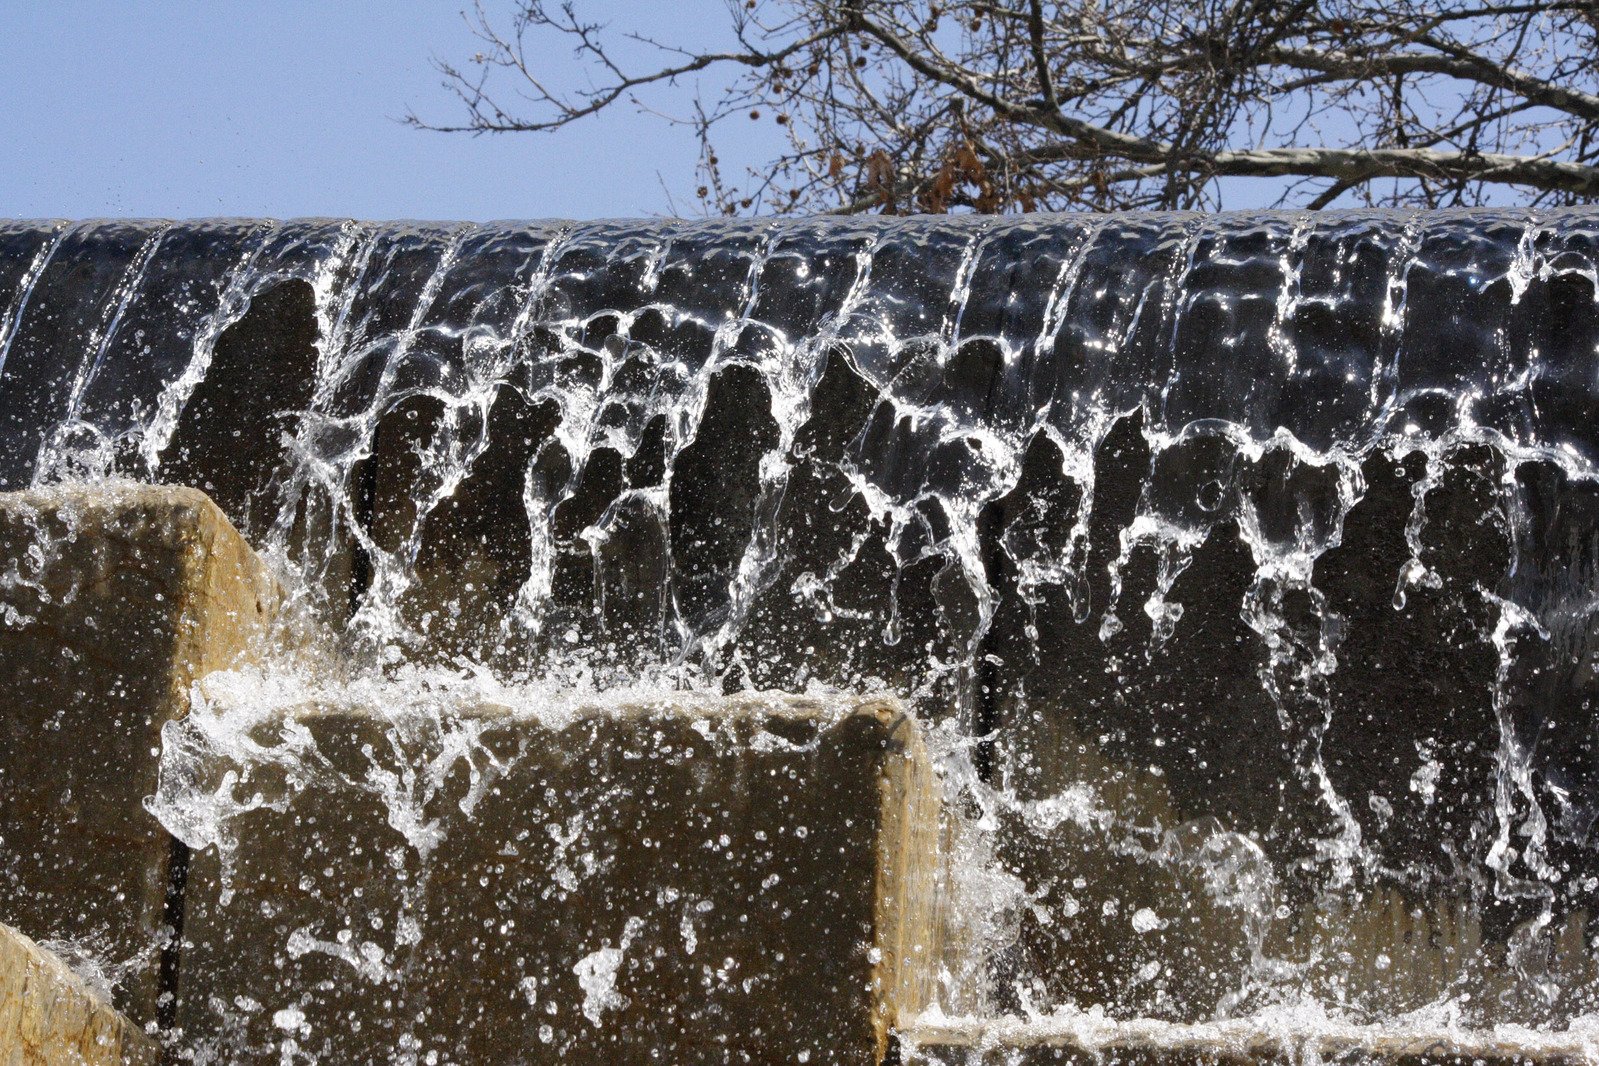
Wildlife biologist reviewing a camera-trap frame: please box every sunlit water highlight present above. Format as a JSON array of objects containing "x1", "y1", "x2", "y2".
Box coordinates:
[{"x1": 3, "y1": 211, "x2": 1599, "y2": 1053}]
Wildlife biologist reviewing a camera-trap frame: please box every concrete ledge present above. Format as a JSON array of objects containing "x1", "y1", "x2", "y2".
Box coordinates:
[
  {"x1": 171, "y1": 690, "x2": 939, "y2": 1064},
  {"x1": 0, "y1": 485, "x2": 946, "y2": 1061},
  {"x1": 0, "y1": 920, "x2": 159, "y2": 1066},
  {"x1": 901, "y1": 1014, "x2": 1599, "y2": 1065},
  {"x1": 0, "y1": 484, "x2": 281, "y2": 1025}
]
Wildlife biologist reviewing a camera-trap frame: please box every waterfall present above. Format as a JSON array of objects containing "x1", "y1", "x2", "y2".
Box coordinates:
[{"x1": 4, "y1": 209, "x2": 1599, "y2": 1035}]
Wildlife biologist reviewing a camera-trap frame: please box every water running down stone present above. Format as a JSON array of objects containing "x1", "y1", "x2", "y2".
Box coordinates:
[{"x1": 0, "y1": 210, "x2": 1597, "y2": 1059}]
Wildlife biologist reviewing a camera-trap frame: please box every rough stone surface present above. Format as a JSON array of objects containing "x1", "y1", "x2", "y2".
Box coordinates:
[
  {"x1": 0, "y1": 920, "x2": 159, "y2": 1066},
  {"x1": 900, "y1": 1018, "x2": 1598, "y2": 1065},
  {"x1": 174, "y1": 695, "x2": 940, "y2": 1065},
  {"x1": 0, "y1": 485, "x2": 281, "y2": 1025}
]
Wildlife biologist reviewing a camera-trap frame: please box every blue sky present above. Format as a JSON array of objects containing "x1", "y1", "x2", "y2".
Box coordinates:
[
  {"x1": 0, "y1": 2, "x2": 1530, "y2": 221},
  {"x1": 0, "y1": 1, "x2": 752, "y2": 221}
]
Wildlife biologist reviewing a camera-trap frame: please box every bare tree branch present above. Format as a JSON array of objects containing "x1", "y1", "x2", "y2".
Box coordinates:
[
  {"x1": 1263, "y1": 46, "x2": 1599, "y2": 124},
  {"x1": 412, "y1": 0, "x2": 1599, "y2": 213}
]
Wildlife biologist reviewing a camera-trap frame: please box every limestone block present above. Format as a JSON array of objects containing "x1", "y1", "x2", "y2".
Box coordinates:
[
  {"x1": 0, "y1": 485, "x2": 280, "y2": 1025},
  {"x1": 899, "y1": 1016, "x2": 1599, "y2": 1065},
  {"x1": 174, "y1": 694, "x2": 940, "y2": 1065},
  {"x1": 0, "y1": 920, "x2": 159, "y2": 1066}
]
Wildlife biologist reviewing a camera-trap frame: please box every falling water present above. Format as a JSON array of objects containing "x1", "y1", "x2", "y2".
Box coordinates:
[{"x1": 3, "y1": 210, "x2": 1599, "y2": 1052}]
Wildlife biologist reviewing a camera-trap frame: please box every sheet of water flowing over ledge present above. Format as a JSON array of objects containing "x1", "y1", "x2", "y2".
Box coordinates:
[{"x1": 3, "y1": 210, "x2": 1599, "y2": 1055}]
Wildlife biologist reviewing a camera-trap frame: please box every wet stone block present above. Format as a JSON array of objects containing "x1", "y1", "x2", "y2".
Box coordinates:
[
  {"x1": 898, "y1": 1017, "x2": 1598, "y2": 1066},
  {"x1": 0, "y1": 920, "x2": 160, "y2": 1066},
  {"x1": 174, "y1": 694, "x2": 940, "y2": 1065},
  {"x1": 0, "y1": 485, "x2": 281, "y2": 1025}
]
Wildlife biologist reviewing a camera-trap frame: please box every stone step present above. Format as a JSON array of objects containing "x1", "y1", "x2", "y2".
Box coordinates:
[
  {"x1": 0, "y1": 920, "x2": 160, "y2": 1066},
  {"x1": 899, "y1": 1016, "x2": 1599, "y2": 1065},
  {"x1": 0, "y1": 485, "x2": 946, "y2": 1063},
  {"x1": 0, "y1": 485, "x2": 282, "y2": 1026},
  {"x1": 169, "y1": 688, "x2": 941, "y2": 1064}
]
